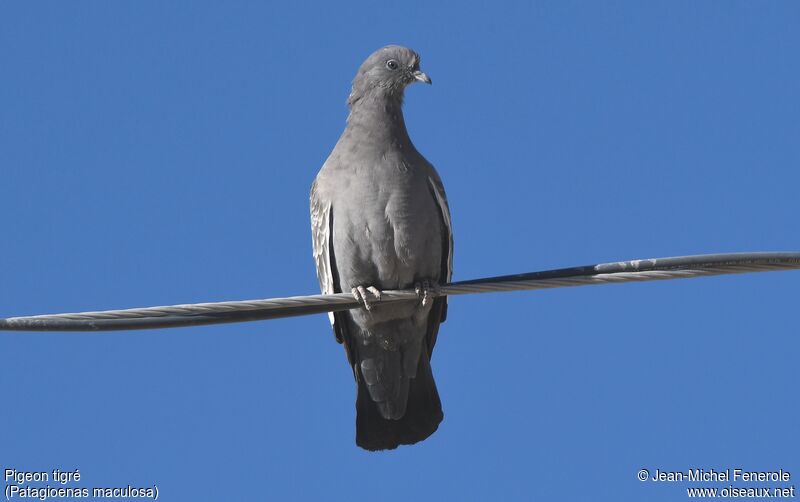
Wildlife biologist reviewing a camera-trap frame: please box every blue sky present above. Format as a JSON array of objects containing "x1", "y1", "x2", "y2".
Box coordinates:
[{"x1": 1, "y1": 1, "x2": 798, "y2": 500}]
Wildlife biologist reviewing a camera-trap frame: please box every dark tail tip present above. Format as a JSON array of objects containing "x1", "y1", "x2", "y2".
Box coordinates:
[{"x1": 355, "y1": 353, "x2": 443, "y2": 451}]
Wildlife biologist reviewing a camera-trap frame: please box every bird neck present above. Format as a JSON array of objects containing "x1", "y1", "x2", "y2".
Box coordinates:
[{"x1": 346, "y1": 95, "x2": 412, "y2": 146}]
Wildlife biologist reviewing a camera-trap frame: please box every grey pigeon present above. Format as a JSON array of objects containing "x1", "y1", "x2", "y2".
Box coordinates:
[{"x1": 310, "y1": 46, "x2": 453, "y2": 450}]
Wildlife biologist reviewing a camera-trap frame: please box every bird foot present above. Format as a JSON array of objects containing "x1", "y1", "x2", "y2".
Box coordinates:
[
  {"x1": 414, "y1": 280, "x2": 439, "y2": 307},
  {"x1": 352, "y1": 285, "x2": 382, "y2": 311}
]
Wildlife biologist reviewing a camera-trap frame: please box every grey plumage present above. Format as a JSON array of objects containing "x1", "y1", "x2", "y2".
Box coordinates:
[{"x1": 310, "y1": 46, "x2": 453, "y2": 450}]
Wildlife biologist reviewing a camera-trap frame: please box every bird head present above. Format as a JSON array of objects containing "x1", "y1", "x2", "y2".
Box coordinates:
[{"x1": 348, "y1": 45, "x2": 431, "y2": 107}]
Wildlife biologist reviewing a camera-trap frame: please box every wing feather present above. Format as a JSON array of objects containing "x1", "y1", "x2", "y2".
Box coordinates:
[
  {"x1": 426, "y1": 175, "x2": 454, "y2": 352},
  {"x1": 310, "y1": 181, "x2": 336, "y2": 325},
  {"x1": 428, "y1": 175, "x2": 453, "y2": 283}
]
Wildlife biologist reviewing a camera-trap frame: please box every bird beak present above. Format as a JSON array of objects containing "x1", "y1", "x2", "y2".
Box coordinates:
[{"x1": 413, "y1": 70, "x2": 432, "y2": 85}]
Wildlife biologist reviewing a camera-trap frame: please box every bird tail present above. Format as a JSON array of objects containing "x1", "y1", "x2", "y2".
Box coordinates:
[{"x1": 355, "y1": 348, "x2": 443, "y2": 451}]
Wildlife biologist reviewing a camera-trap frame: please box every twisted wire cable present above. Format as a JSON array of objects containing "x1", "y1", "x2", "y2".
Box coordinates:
[{"x1": 1, "y1": 252, "x2": 798, "y2": 332}]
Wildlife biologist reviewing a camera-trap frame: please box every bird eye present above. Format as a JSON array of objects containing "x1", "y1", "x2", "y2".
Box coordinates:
[{"x1": 386, "y1": 60, "x2": 399, "y2": 70}]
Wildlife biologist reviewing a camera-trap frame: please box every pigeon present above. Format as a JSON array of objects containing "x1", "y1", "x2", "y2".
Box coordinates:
[{"x1": 310, "y1": 45, "x2": 453, "y2": 451}]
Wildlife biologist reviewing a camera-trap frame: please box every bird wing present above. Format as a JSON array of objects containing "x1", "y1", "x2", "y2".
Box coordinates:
[
  {"x1": 311, "y1": 179, "x2": 358, "y2": 369},
  {"x1": 311, "y1": 181, "x2": 334, "y2": 295},
  {"x1": 311, "y1": 180, "x2": 338, "y2": 324},
  {"x1": 428, "y1": 174, "x2": 453, "y2": 284},
  {"x1": 425, "y1": 173, "x2": 454, "y2": 352}
]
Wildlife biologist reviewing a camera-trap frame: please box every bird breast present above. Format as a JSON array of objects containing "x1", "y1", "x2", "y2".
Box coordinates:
[{"x1": 328, "y1": 155, "x2": 443, "y2": 291}]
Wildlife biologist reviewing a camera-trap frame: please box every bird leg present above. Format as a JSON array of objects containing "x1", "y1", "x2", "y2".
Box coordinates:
[
  {"x1": 414, "y1": 280, "x2": 439, "y2": 307},
  {"x1": 352, "y1": 285, "x2": 382, "y2": 311}
]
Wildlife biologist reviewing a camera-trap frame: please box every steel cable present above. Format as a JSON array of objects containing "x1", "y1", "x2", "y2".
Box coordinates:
[{"x1": 1, "y1": 252, "x2": 797, "y2": 332}]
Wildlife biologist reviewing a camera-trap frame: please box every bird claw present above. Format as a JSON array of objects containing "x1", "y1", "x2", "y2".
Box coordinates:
[
  {"x1": 414, "y1": 280, "x2": 439, "y2": 307},
  {"x1": 352, "y1": 285, "x2": 382, "y2": 311}
]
